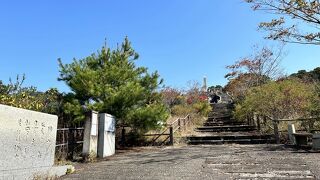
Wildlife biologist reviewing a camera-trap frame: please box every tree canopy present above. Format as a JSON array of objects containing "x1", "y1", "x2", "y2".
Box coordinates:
[
  {"x1": 0, "y1": 75, "x2": 61, "y2": 114},
  {"x1": 290, "y1": 67, "x2": 320, "y2": 82},
  {"x1": 246, "y1": 0, "x2": 320, "y2": 45},
  {"x1": 58, "y1": 37, "x2": 169, "y2": 133},
  {"x1": 224, "y1": 46, "x2": 283, "y2": 101}
]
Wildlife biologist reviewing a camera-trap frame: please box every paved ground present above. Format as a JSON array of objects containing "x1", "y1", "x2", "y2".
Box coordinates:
[{"x1": 62, "y1": 145, "x2": 320, "y2": 180}]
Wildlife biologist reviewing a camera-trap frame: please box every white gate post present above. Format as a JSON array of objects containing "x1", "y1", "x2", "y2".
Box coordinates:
[
  {"x1": 98, "y1": 113, "x2": 116, "y2": 158},
  {"x1": 82, "y1": 111, "x2": 99, "y2": 159}
]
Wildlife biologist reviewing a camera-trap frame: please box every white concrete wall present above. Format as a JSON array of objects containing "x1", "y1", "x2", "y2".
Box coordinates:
[{"x1": 0, "y1": 104, "x2": 58, "y2": 179}]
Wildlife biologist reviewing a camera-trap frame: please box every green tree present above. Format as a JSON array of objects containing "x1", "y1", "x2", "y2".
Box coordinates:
[
  {"x1": 58, "y1": 37, "x2": 169, "y2": 134},
  {"x1": 246, "y1": 0, "x2": 320, "y2": 45},
  {"x1": 290, "y1": 67, "x2": 320, "y2": 82},
  {"x1": 289, "y1": 67, "x2": 320, "y2": 117}
]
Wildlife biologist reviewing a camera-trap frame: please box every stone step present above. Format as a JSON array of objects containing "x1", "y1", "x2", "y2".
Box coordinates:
[
  {"x1": 207, "y1": 115, "x2": 232, "y2": 120},
  {"x1": 189, "y1": 102, "x2": 275, "y2": 145},
  {"x1": 195, "y1": 125, "x2": 256, "y2": 132},
  {"x1": 211, "y1": 103, "x2": 233, "y2": 108},
  {"x1": 208, "y1": 113, "x2": 232, "y2": 118},
  {"x1": 207, "y1": 118, "x2": 233, "y2": 123},
  {"x1": 187, "y1": 134, "x2": 274, "y2": 140},
  {"x1": 203, "y1": 121, "x2": 245, "y2": 126},
  {"x1": 188, "y1": 139, "x2": 276, "y2": 145},
  {"x1": 187, "y1": 134, "x2": 275, "y2": 145}
]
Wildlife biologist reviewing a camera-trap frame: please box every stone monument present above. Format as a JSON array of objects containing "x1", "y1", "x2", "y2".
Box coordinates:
[{"x1": 0, "y1": 104, "x2": 72, "y2": 179}]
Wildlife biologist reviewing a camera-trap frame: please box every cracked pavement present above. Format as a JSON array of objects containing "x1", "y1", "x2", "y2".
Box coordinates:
[{"x1": 61, "y1": 144, "x2": 320, "y2": 180}]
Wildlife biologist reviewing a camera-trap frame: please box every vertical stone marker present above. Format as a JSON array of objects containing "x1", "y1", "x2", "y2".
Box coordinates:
[
  {"x1": 82, "y1": 111, "x2": 99, "y2": 159},
  {"x1": 288, "y1": 124, "x2": 296, "y2": 145},
  {"x1": 98, "y1": 113, "x2": 116, "y2": 158},
  {"x1": 0, "y1": 104, "x2": 59, "y2": 179}
]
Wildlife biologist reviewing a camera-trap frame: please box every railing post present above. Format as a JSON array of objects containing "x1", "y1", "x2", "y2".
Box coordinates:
[
  {"x1": 68, "y1": 128, "x2": 74, "y2": 159},
  {"x1": 178, "y1": 118, "x2": 181, "y2": 132},
  {"x1": 186, "y1": 115, "x2": 189, "y2": 126},
  {"x1": 273, "y1": 120, "x2": 280, "y2": 144},
  {"x1": 121, "y1": 127, "x2": 126, "y2": 147},
  {"x1": 254, "y1": 113, "x2": 260, "y2": 131},
  {"x1": 169, "y1": 126, "x2": 174, "y2": 146},
  {"x1": 183, "y1": 118, "x2": 186, "y2": 131}
]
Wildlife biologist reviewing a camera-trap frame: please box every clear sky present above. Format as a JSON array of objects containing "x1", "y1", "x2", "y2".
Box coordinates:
[{"x1": 0, "y1": 1, "x2": 319, "y2": 92}]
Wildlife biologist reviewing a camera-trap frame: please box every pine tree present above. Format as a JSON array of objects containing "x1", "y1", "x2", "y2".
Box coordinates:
[{"x1": 58, "y1": 37, "x2": 169, "y2": 133}]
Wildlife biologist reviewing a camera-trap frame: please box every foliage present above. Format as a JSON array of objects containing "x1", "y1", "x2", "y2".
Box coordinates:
[
  {"x1": 234, "y1": 79, "x2": 316, "y2": 121},
  {"x1": 290, "y1": 67, "x2": 320, "y2": 83},
  {"x1": 288, "y1": 67, "x2": 320, "y2": 116},
  {"x1": 185, "y1": 81, "x2": 207, "y2": 104},
  {"x1": 192, "y1": 101, "x2": 211, "y2": 116},
  {"x1": 225, "y1": 46, "x2": 283, "y2": 82},
  {"x1": 0, "y1": 75, "x2": 62, "y2": 114},
  {"x1": 58, "y1": 37, "x2": 169, "y2": 133},
  {"x1": 207, "y1": 85, "x2": 223, "y2": 93},
  {"x1": 225, "y1": 73, "x2": 262, "y2": 102},
  {"x1": 246, "y1": 0, "x2": 320, "y2": 45},
  {"x1": 225, "y1": 46, "x2": 283, "y2": 101},
  {"x1": 167, "y1": 82, "x2": 211, "y2": 118},
  {"x1": 309, "y1": 82, "x2": 320, "y2": 117},
  {"x1": 160, "y1": 87, "x2": 183, "y2": 109},
  {"x1": 126, "y1": 103, "x2": 169, "y2": 134},
  {"x1": 171, "y1": 104, "x2": 194, "y2": 116}
]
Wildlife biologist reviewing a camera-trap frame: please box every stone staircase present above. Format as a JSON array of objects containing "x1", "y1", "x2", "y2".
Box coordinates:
[{"x1": 187, "y1": 103, "x2": 275, "y2": 145}]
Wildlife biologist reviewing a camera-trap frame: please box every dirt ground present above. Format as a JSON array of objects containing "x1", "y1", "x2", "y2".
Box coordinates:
[{"x1": 61, "y1": 144, "x2": 320, "y2": 180}]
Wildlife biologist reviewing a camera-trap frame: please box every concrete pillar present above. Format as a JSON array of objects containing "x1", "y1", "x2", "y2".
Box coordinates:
[
  {"x1": 82, "y1": 111, "x2": 99, "y2": 159},
  {"x1": 98, "y1": 113, "x2": 116, "y2": 158},
  {"x1": 288, "y1": 124, "x2": 296, "y2": 145}
]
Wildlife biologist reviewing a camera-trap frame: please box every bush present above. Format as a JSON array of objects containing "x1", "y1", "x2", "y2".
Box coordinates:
[
  {"x1": 234, "y1": 78, "x2": 320, "y2": 132},
  {"x1": 192, "y1": 101, "x2": 211, "y2": 117},
  {"x1": 235, "y1": 79, "x2": 315, "y2": 120}
]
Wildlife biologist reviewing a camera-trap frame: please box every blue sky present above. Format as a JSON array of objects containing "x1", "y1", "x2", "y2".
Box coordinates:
[{"x1": 0, "y1": 1, "x2": 319, "y2": 92}]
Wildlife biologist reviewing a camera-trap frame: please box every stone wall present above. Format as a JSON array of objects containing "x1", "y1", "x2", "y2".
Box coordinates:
[{"x1": 0, "y1": 104, "x2": 58, "y2": 179}]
